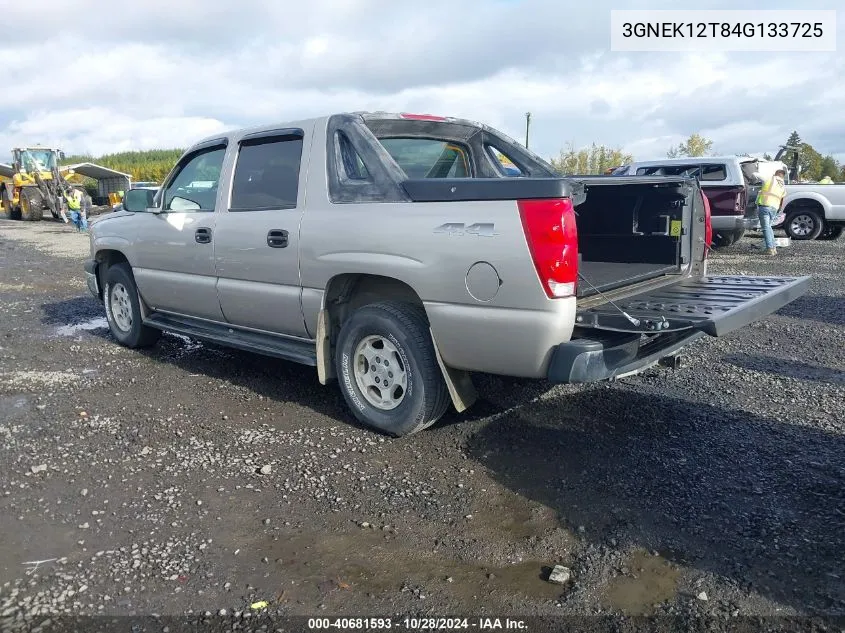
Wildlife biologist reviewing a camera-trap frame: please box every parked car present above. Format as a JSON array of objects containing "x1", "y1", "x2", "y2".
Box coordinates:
[
  {"x1": 614, "y1": 156, "x2": 761, "y2": 248},
  {"x1": 83, "y1": 112, "x2": 810, "y2": 436}
]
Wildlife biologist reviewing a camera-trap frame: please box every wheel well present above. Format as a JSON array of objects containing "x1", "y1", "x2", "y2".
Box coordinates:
[
  {"x1": 324, "y1": 274, "x2": 425, "y2": 341},
  {"x1": 784, "y1": 199, "x2": 824, "y2": 216},
  {"x1": 94, "y1": 250, "x2": 130, "y2": 297},
  {"x1": 318, "y1": 274, "x2": 478, "y2": 413}
]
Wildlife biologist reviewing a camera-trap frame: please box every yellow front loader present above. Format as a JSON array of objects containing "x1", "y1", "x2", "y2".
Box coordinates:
[{"x1": 0, "y1": 146, "x2": 88, "y2": 221}]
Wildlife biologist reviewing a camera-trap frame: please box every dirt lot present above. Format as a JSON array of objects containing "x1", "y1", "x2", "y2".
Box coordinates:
[{"x1": 0, "y1": 216, "x2": 843, "y2": 630}]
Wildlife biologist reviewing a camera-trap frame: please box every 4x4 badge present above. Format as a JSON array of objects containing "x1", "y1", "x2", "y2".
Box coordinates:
[{"x1": 433, "y1": 222, "x2": 498, "y2": 237}]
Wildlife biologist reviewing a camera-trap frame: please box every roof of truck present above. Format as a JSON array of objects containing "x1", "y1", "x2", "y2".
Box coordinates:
[
  {"x1": 190, "y1": 112, "x2": 486, "y2": 148},
  {"x1": 630, "y1": 155, "x2": 746, "y2": 166}
]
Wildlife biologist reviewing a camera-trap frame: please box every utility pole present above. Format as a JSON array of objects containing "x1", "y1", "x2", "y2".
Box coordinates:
[{"x1": 525, "y1": 112, "x2": 531, "y2": 149}]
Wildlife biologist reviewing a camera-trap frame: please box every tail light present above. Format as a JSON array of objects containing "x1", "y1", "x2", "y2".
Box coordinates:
[
  {"x1": 518, "y1": 198, "x2": 578, "y2": 298},
  {"x1": 399, "y1": 113, "x2": 447, "y2": 121},
  {"x1": 735, "y1": 191, "x2": 743, "y2": 212},
  {"x1": 702, "y1": 191, "x2": 713, "y2": 257}
]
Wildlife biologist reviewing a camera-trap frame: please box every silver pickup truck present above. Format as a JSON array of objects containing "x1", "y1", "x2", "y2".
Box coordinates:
[{"x1": 83, "y1": 112, "x2": 810, "y2": 436}]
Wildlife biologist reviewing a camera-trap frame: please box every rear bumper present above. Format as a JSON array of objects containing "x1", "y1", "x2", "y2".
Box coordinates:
[
  {"x1": 547, "y1": 330, "x2": 705, "y2": 383},
  {"x1": 84, "y1": 259, "x2": 100, "y2": 299},
  {"x1": 711, "y1": 214, "x2": 757, "y2": 232}
]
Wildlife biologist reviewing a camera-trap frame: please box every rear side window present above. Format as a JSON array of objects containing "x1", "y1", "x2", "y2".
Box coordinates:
[
  {"x1": 487, "y1": 145, "x2": 525, "y2": 176},
  {"x1": 231, "y1": 136, "x2": 302, "y2": 210},
  {"x1": 378, "y1": 138, "x2": 470, "y2": 178},
  {"x1": 338, "y1": 132, "x2": 370, "y2": 180}
]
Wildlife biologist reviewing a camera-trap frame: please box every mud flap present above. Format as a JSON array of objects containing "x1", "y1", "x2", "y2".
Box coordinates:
[{"x1": 575, "y1": 275, "x2": 811, "y2": 337}]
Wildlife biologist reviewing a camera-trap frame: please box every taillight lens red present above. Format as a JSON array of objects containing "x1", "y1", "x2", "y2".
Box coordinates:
[
  {"x1": 518, "y1": 198, "x2": 578, "y2": 298},
  {"x1": 702, "y1": 191, "x2": 713, "y2": 257}
]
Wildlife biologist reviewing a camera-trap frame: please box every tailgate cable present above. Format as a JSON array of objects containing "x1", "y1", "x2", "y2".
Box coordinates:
[{"x1": 577, "y1": 272, "x2": 647, "y2": 328}]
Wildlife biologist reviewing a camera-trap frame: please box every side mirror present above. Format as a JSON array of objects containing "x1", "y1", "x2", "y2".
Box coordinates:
[
  {"x1": 59, "y1": 151, "x2": 66, "y2": 160},
  {"x1": 123, "y1": 189, "x2": 156, "y2": 213}
]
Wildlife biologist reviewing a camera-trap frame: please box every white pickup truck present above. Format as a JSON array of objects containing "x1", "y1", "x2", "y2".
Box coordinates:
[
  {"x1": 84, "y1": 112, "x2": 811, "y2": 436},
  {"x1": 777, "y1": 182, "x2": 845, "y2": 240}
]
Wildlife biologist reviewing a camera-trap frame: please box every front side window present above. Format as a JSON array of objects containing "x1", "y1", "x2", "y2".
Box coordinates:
[
  {"x1": 230, "y1": 136, "x2": 303, "y2": 210},
  {"x1": 378, "y1": 138, "x2": 470, "y2": 178},
  {"x1": 164, "y1": 146, "x2": 226, "y2": 211}
]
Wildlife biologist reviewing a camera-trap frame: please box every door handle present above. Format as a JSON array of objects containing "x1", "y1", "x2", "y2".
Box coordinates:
[
  {"x1": 195, "y1": 227, "x2": 212, "y2": 244},
  {"x1": 267, "y1": 229, "x2": 289, "y2": 248}
]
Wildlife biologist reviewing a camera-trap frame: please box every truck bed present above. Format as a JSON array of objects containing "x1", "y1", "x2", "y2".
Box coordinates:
[{"x1": 577, "y1": 262, "x2": 677, "y2": 297}]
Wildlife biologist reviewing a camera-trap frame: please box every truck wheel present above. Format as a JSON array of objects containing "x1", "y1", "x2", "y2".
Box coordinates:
[
  {"x1": 334, "y1": 301, "x2": 450, "y2": 437},
  {"x1": 712, "y1": 232, "x2": 737, "y2": 249},
  {"x1": 19, "y1": 188, "x2": 44, "y2": 222},
  {"x1": 0, "y1": 187, "x2": 18, "y2": 220},
  {"x1": 784, "y1": 207, "x2": 823, "y2": 240},
  {"x1": 103, "y1": 263, "x2": 161, "y2": 349}
]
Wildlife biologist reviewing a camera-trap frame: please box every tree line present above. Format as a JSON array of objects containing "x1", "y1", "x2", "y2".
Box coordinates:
[{"x1": 60, "y1": 130, "x2": 844, "y2": 183}]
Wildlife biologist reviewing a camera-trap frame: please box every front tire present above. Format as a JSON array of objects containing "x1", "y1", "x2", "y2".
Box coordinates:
[
  {"x1": 334, "y1": 301, "x2": 450, "y2": 437},
  {"x1": 19, "y1": 188, "x2": 44, "y2": 222},
  {"x1": 784, "y1": 207, "x2": 824, "y2": 240},
  {"x1": 103, "y1": 263, "x2": 161, "y2": 348}
]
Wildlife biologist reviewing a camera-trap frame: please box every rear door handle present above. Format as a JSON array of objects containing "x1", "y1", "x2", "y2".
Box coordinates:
[
  {"x1": 195, "y1": 227, "x2": 212, "y2": 244},
  {"x1": 267, "y1": 229, "x2": 289, "y2": 248}
]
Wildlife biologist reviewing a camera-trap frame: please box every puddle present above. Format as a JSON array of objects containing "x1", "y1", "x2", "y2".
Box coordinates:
[
  {"x1": 470, "y1": 489, "x2": 559, "y2": 540},
  {"x1": 165, "y1": 332, "x2": 204, "y2": 353},
  {"x1": 55, "y1": 317, "x2": 108, "y2": 336},
  {"x1": 603, "y1": 549, "x2": 680, "y2": 614},
  {"x1": 233, "y1": 530, "x2": 564, "y2": 606}
]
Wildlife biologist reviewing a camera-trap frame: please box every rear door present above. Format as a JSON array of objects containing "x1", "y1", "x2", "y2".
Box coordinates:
[
  {"x1": 575, "y1": 275, "x2": 810, "y2": 336},
  {"x1": 212, "y1": 127, "x2": 309, "y2": 337}
]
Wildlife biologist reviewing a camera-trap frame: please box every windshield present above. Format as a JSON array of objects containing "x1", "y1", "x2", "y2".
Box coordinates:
[{"x1": 18, "y1": 149, "x2": 57, "y2": 172}]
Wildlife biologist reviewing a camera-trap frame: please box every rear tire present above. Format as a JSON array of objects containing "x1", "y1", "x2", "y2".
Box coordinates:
[
  {"x1": 817, "y1": 224, "x2": 843, "y2": 241},
  {"x1": 19, "y1": 188, "x2": 43, "y2": 222},
  {"x1": 712, "y1": 231, "x2": 737, "y2": 249},
  {"x1": 103, "y1": 263, "x2": 161, "y2": 349},
  {"x1": 784, "y1": 207, "x2": 824, "y2": 240},
  {"x1": 334, "y1": 301, "x2": 450, "y2": 437}
]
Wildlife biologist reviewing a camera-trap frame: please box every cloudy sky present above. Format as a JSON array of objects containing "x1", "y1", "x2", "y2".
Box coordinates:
[{"x1": 0, "y1": 0, "x2": 842, "y2": 164}]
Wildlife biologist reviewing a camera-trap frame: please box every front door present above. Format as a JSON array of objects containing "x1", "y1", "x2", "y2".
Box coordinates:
[
  {"x1": 130, "y1": 143, "x2": 227, "y2": 322},
  {"x1": 212, "y1": 129, "x2": 309, "y2": 337}
]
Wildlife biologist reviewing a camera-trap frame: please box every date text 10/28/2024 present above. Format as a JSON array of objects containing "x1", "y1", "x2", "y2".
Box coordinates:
[{"x1": 308, "y1": 617, "x2": 528, "y2": 630}]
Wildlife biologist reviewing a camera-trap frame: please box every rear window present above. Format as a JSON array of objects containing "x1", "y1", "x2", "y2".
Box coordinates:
[
  {"x1": 636, "y1": 163, "x2": 727, "y2": 181},
  {"x1": 378, "y1": 138, "x2": 470, "y2": 178}
]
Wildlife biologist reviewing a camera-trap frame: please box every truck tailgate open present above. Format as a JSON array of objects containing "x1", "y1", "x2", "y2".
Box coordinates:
[{"x1": 575, "y1": 275, "x2": 812, "y2": 336}]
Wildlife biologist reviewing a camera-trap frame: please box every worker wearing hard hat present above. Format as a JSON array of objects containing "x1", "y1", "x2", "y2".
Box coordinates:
[
  {"x1": 756, "y1": 168, "x2": 787, "y2": 256},
  {"x1": 819, "y1": 175, "x2": 834, "y2": 184}
]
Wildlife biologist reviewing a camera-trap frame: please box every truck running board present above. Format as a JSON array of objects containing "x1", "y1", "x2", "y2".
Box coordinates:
[
  {"x1": 575, "y1": 275, "x2": 811, "y2": 336},
  {"x1": 143, "y1": 313, "x2": 318, "y2": 366}
]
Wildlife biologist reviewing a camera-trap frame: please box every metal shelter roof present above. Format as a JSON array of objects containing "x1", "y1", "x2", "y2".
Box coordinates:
[
  {"x1": 0, "y1": 162, "x2": 131, "y2": 181},
  {"x1": 61, "y1": 163, "x2": 132, "y2": 180}
]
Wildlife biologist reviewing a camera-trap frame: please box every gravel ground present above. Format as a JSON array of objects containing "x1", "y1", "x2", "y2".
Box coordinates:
[{"x1": 0, "y1": 216, "x2": 843, "y2": 631}]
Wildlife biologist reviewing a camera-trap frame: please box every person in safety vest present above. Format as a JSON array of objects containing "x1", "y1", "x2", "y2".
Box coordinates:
[
  {"x1": 756, "y1": 168, "x2": 786, "y2": 256},
  {"x1": 64, "y1": 189, "x2": 88, "y2": 233},
  {"x1": 819, "y1": 175, "x2": 833, "y2": 184}
]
